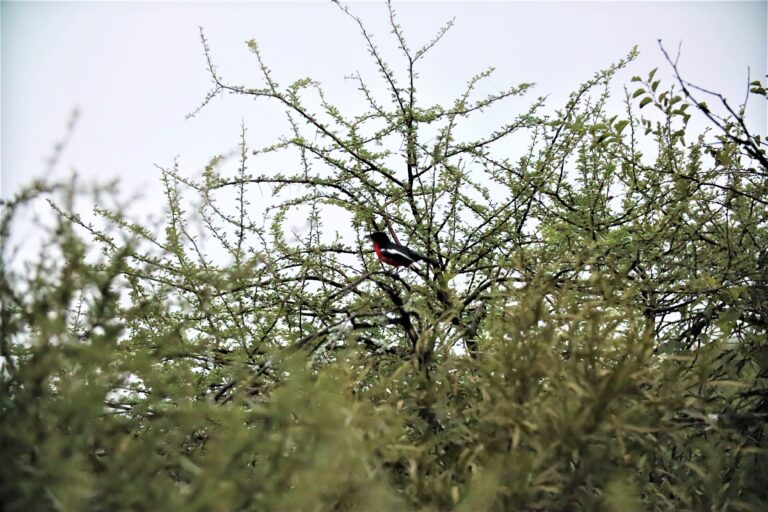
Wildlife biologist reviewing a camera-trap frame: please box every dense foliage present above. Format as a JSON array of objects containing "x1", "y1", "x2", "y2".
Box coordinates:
[{"x1": 2, "y1": 3, "x2": 767, "y2": 510}]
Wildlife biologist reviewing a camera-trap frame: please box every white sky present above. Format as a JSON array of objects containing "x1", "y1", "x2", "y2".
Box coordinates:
[{"x1": 1, "y1": 0, "x2": 766, "y2": 226}]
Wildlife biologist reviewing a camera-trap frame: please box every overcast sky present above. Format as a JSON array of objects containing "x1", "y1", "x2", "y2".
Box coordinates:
[{"x1": 2, "y1": 1, "x2": 766, "y2": 221}]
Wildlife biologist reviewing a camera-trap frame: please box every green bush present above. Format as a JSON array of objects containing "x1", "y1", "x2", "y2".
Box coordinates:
[{"x1": 2, "y1": 4, "x2": 767, "y2": 510}]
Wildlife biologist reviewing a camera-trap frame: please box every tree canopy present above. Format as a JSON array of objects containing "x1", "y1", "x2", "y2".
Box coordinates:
[{"x1": 2, "y1": 3, "x2": 767, "y2": 510}]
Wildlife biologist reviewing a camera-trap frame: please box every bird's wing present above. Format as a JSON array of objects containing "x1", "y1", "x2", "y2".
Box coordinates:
[
  {"x1": 403, "y1": 245, "x2": 439, "y2": 267},
  {"x1": 380, "y1": 244, "x2": 419, "y2": 264}
]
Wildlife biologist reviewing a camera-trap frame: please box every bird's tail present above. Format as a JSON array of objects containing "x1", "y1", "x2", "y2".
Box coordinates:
[{"x1": 418, "y1": 253, "x2": 441, "y2": 268}]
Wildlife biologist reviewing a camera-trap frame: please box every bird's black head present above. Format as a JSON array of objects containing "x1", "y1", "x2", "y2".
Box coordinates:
[{"x1": 367, "y1": 231, "x2": 391, "y2": 244}]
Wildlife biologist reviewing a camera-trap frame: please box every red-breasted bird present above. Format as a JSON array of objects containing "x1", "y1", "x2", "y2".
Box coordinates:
[{"x1": 367, "y1": 231, "x2": 440, "y2": 269}]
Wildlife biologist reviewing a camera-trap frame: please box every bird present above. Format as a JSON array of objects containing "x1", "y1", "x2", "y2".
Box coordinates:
[{"x1": 367, "y1": 231, "x2": 440, "y2": 269}]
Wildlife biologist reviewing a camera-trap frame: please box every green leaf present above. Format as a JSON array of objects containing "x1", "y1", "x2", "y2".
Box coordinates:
[
  {"x1": 726, "y1": 286, "x2": 746, "y2": 300},
  {"x1": 632, "y1": 88, "x2": 645, "y2": 98},
  {"x1": 648, "y1": 67, "x2": 658, "y2": 81},
  {"x1": 615, "y1": 119, "x2": 630, "y2": 134},
  {"x1": 639, "y1": 97, "x2": 653, "y2": 109}
]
